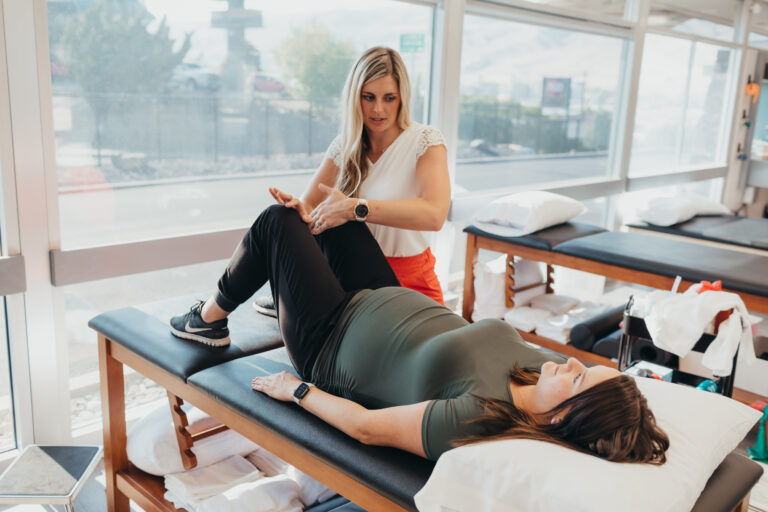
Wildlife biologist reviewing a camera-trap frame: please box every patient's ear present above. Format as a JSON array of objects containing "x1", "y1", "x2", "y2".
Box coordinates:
[{"x1": 550, "y1": 416, "x2": 562, "y2": 425}]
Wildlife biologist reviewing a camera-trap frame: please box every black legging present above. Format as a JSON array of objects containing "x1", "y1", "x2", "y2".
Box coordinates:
[{"x1": 215, "y1": 205, "x2": 400, "y2": 378}]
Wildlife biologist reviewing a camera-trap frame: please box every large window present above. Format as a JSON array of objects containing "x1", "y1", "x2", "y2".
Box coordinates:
[
  {"x1": 66, "y1": 260, "x2": 228, "y2": 438},
  {"x1": 0, "y1": 300, "x2": 14, "y2": 452},
  {"x1": 48, "y1": 0, "x2": 434, "y2": 248},
  {"x1": 630, "y1": 35, "x2": 734, "y2": 175},
  {"x1": 456, "y1": 13, "x2": 625, "y2": 192},
  {"x1": 648, "y1": 0, "x2": 740, "y2": 42}
]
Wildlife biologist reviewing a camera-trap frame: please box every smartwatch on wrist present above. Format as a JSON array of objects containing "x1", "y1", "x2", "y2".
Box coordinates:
[
  {"x1": 293, "y1": 382, "x2": 314, "y2": 405},
  {"x1": 354, "y1": 198, "x2": 369, "y2": 222}
]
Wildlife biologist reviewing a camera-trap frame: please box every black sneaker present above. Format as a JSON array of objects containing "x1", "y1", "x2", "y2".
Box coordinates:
[
  {"x1": 253, "y1": 295, "x2": 277, "y2": 318},
  {"x1": 170, "y1": 301, "x2": 231, "y2": 347}
]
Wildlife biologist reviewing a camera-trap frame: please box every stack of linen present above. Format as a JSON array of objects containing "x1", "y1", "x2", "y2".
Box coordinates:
[
  {"x1": 164, "y1": 450, "x2": 335, "y2": 511},
  {"x1": 126, "y1": 403, "x2": 335, "y2": 511},
  {"x1": 472, "y1": 255, "x2": 545, "y2": 322},
  {"x1": 504, "y1": 294, "x2": 609, "y2": 344}
]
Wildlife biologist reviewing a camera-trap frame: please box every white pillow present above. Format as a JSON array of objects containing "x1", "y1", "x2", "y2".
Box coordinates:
[
  {"x1": 415, "y1": 377, "x2": 760, "y2": 512},
  {"x1": 474, "y1": 191, "x2": 586, "y2": 237},
  {"x1": 636, "y1": 195, "x2": 731, "y2": 227},
  {"x1": 127, "y1": 404, "x2": 259, "y2": 476}
]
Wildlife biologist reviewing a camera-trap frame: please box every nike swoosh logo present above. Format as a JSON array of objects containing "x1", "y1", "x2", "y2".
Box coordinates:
[{"x1": 185, "y1": 321, "x2": 212, "y2": 333}]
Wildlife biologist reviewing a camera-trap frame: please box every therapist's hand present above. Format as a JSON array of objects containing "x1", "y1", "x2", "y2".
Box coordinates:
[
  {"x1": 309, "y1": 184, "x2": 355, "y2": 235},
  {"x1": 269, "y1": 187, "x2": 312, "y2": 224},
  {"x1": 251, "y1": 371, "x2": 302, "y2": 402}
]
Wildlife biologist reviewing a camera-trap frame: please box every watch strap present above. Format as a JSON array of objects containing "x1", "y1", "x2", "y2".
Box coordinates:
[
  {"x1": 354, "y1": 198, "x2": 369, "y2": 222},
  {"x1": 293, "y1": 382, "x2": 315, "y2": 405}
]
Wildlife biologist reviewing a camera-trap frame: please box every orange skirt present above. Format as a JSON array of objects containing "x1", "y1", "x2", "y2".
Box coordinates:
[{"x1": 386, "y1": 247, "x2": 444, "y2": 306}]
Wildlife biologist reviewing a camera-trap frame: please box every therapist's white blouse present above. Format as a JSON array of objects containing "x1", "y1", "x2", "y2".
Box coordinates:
[{"x1": 325, "y1": 122, "x2": 446, "y2": 258}]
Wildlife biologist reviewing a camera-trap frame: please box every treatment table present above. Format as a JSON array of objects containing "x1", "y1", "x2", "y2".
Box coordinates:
[
  {"x1": 627, "y1": 215, "x2": 768, "y2": 253},
  {"x1": 462, "y1": 222, "x2": 768, "y2": 322},
  {"x1": 91, "y1": 299, "x2": 763, "y2": 512}
]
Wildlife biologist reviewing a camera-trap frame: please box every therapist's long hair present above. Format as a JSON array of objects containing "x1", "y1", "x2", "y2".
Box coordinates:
[
  {"x1": 455, "y1": 367, "x2": 670, "y2": 465},
  {"x1": 335, "y1": 47, "x2": 411, "y2": 197}
]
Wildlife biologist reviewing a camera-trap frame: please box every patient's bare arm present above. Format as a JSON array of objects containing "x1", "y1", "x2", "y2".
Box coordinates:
[{"x1": 252, "y1": 371, "x2": 428, "y2": 457}]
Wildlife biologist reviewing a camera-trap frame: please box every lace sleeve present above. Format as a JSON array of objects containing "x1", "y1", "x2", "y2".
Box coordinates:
[
  {"x1": 324, "y1": 135, "x2": 343, "y2": 168},
  {"x1": 417, "y1": 126, "x2": 446, "y2": 159}
]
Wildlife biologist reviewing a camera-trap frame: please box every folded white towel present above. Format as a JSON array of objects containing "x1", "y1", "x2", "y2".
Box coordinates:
[
  {"x1": 529, "y1": 294, "x2": 580, "y2": 315},
  {"x1": 246, "y1": 448, "x2": 335, "y2": 507},
  {"x1": 196, "y1": 474, "x2": 304, "y2": 512},
  {"x1": 285, "y1": 465, "x2": 336, "y2": 507},
  {"x1": 472, "y1": 256, "x2": 546, "y2": 321},
  {"x1": 164, "y1": 456, "x2": 261, "y2": 509},
  {"x1": 504, "y1": 307, "x2": 552, "y2": 332},
  {"x1": 533, "y1": 303, "x2": 608, "y2": 343},
  {"x1": 246, "y1": 448, "x2": 288, "y2": 478}
]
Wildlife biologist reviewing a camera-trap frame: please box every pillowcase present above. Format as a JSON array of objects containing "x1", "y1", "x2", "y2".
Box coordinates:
[
  {"x1": 127, "y1": 403, "x2": 259, "y2": 476},
  {"x1": 414, "y1": 377, "x2": 760, "y2": 512},
  {"x1": 636, "y1": 195, "x2": 731, "y2": 227},
  {"x1": 473, "y1": 191, "x2": 586, "y2": 237}
]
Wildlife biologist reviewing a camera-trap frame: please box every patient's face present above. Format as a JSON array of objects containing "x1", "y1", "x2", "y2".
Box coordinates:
[{"x1": 534, "y1": 359, "x2": 620, "y2": 413}]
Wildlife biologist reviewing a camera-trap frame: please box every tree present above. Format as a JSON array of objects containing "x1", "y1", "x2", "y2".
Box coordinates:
[
  {"x1": 59, "y1": 0, "x2": 191, "y2": 164},
  {"x1": 60, "y1": 0, "x2": 190, "y2": 97},
  {"x1": 274, "y1": 22, "x2": 356, "y2": 100}
]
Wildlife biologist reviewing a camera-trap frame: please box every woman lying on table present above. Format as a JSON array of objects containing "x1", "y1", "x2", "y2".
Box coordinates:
[{"x1": 170, "y1": 205, "x2": 669, "y2": 463}]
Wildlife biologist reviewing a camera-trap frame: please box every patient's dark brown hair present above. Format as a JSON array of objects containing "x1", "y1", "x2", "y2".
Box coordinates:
[{"x1": 455, "y1": 367, "x2": 670, "y2": 465}]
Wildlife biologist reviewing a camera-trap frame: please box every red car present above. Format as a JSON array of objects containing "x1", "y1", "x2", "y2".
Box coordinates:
[{"x1": 249, "y1": 73, "x2": 287, "y2": 96}]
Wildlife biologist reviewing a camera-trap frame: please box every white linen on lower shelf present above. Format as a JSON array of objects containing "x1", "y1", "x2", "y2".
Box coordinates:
[
  {"x1": 164, "y1": 448, "x2": 336, "y2": 511},
  {"x1": 533, "y1": 303, "x2": 609, "y2": 343},
  {"x1": 164, "y1": 456, "x2": 263, "y2": 511},
  {"x1": 503, "y1": 307, "x2": 552, "y2": 333}
]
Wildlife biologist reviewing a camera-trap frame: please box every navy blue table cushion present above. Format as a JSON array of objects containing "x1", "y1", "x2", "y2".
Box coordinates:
[
  {"x1": 691, "y1": 453, "x2": 763, "y2": 512},
  {"x1": 554, "y1": 231, "x2": 768, "y2": 298},
  {"x1": 89, "y1": 295, "x2": 282, "y2": 381},
  {"x1": 464, "y1": 222, "x2": 606, "y2": 250},
  {"x1": 187, "y1": 348, "x2": 434, "y2": 511},
  {"x1": 629, "y1": 215, "x2": 768, "y2": 250}
]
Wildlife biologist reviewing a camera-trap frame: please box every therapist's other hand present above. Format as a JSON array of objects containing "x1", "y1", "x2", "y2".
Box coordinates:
[
  {"x1": 309, "y1": 184, "x2": 354, "y2": 235},
  {"x1": 251, "y1": 371, "x2": 302, "y2": 402},
  {"x1": 269, "y1": 187, "x2": 312, "y2": 224}
]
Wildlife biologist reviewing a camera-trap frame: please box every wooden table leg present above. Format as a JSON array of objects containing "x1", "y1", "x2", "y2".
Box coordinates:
[
  {"x1": 98, "y1": 335, "x2": 130, "y2": 512},
  {"x1": 463, "y1": 233, "x2": 478, "y2": 321},
  {"x1": 168, "y1": 392, "x2": 198, "y2": 470}
]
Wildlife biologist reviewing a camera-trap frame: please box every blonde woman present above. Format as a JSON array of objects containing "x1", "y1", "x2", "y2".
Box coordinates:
[{"x1": 267, "y1": 46, "x2": 450, "y2": 306}]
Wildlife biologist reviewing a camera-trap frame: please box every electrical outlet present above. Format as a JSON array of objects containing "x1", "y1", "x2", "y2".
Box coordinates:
[{"x1": 743, "y1": 186, "x2": 757, "y2": 205}]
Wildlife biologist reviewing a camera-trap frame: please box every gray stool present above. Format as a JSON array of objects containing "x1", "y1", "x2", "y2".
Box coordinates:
[{"x1": 0, "y1": 445, "x2": 102, "y2": 511}]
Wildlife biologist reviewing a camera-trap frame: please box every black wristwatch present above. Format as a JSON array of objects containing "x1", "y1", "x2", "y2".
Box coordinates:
[
  {"x1": 293, "y1": 382, "x2": 314, "y2": 404},
  {"x1": 354, "y1": 198, "x2": 369, "y2": 222}
]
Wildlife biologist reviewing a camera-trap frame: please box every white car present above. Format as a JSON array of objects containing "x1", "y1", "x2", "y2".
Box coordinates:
[{"x1": 169, "y1": 63, "x2": 220, "y2": 91}]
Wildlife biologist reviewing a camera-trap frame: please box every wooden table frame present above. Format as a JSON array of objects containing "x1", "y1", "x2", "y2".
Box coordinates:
[
  {"x1": 97, "y1": 334, "x2": 410, "y2": 512},
  {"x1": 463, "y1": 232, "x2": 768, "y2": 320},
  {"x1": 462, "y1": 231, "x2": 768, "y2": 369}
]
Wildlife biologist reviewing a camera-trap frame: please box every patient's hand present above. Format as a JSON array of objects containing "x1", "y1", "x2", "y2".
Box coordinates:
[{"x1": 251, "y1": 371, "x2": 302, "y2": 402}]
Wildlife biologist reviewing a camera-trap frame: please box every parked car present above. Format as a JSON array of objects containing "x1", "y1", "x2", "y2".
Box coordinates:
[
  {"x1": 248, "y1": 72, "x2": 288, "y2": 97},
  {"x1": 169, "y1": 62, "x2": 221, "y2": 91}
]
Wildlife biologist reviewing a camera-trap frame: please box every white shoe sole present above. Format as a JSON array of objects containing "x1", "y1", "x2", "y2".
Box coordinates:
[
  {"x1": 252, "y1": 300, "x2": 277, "y2": 318},
  {"x1": 170, "y1": 327, "x2": 231, "y2": 347}
]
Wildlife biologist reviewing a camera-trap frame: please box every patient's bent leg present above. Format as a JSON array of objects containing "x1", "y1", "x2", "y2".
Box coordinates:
[
  {"x1": 315, "y1": 221, "x2": 400, "y2": 292},
  {"x1": 216, "y1": 205, "x2": 353, "y2": 378}
]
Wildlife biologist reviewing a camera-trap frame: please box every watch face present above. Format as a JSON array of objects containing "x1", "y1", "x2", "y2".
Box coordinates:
[
  {"x1": 294, "y1": 383, "x2": 310, "y2": 400},
  {"x1": 355, "y1": 203, "x2": 369, "y2": 218}
]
